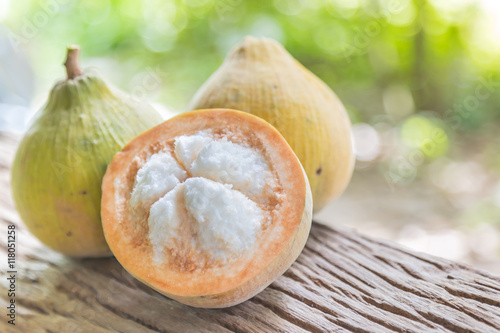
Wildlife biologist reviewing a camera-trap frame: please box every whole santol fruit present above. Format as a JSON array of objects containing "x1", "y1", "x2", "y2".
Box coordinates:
[
  {"x1": 11, "y1": 46, "x2": 163, "y2": 257},
  {"x1": 189, "y1": 36, "x2": 354, "y2": 212},
  {"x1": 101, "y1": 109, "x2": 312, "y2": 308}
]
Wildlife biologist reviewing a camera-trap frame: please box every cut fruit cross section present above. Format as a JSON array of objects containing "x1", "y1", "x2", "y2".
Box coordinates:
[{"x1": 101, "y1": 109, "x2": 312, "y2": 308}]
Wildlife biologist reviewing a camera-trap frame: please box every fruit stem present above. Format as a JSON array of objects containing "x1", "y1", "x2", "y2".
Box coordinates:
[{"x1": 64, "y1": 45, "x2": 83, "y2": 80}]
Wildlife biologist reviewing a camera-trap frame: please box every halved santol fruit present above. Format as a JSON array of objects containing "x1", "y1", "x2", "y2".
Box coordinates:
[{"x1": 101, "y1": 109, "x2": 312, "y2": 308}]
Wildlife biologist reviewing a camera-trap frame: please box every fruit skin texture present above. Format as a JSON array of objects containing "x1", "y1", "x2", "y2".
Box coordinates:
[
  {"x1": 11, "y1": 67, "x2": 163, "y2": 257},
  {"x1": 189, "y1": 36, "x2": 354, "y2": 212},
  {"x1": 101, "y1": 109, "x2": 312, "y2": 308}
]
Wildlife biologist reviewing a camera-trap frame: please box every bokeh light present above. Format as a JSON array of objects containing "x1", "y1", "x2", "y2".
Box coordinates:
[{"x1": 400, "y1": 116, "x2": 448, "y2": 159}]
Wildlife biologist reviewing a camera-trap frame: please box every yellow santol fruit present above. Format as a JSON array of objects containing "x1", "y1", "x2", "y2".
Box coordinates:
[
  {"x1": 10, "y1": 46, "x2": 163, "y2": 257},
  {"x1": 189, "y1": 36, "x2": 354, "y2": 212}
]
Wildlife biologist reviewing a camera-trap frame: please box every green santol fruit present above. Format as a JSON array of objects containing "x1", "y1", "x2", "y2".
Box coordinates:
[{"x1": 11, "y1": 46, "x2": 163, "y2": 257}]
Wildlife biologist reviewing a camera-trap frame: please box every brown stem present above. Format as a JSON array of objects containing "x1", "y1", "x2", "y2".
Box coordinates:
[{"x1": 64, "y1": 45, "x2": 83, "y2": 80}]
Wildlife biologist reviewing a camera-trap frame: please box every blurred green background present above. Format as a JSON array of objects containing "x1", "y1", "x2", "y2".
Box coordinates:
[{"x1": 1, "y1": 0, "x2": 499, "y2": 272}]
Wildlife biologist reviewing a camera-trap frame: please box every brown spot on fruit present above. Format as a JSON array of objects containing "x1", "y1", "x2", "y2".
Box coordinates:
[
  {"x1": 66, "y1": 231, "x2": 73, "y2": 237},
  {"x1": 316, "y1": 167, "x2": 322, "y2": 175},
  {"x1": 79, "y1": 190, "x2": 87, "y2": 195}
]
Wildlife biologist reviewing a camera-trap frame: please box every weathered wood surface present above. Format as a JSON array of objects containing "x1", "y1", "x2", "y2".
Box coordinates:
[{"x1": 1, "y1": 132, "x2": 500, "y2": 333}]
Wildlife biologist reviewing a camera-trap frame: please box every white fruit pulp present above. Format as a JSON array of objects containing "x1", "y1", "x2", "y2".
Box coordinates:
[{"x1": 130, "y1": 131, "x2": 274, "y2": 264}]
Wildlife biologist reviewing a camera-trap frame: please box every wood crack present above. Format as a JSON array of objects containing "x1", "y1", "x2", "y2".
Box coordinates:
[{"x1": 251, "y1": 295, "x2": 325, "y2": 333}]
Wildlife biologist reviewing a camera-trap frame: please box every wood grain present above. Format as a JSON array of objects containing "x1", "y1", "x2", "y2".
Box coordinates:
[{"x1": 1, "y1": 133, "x2": 499, "y2": 333}]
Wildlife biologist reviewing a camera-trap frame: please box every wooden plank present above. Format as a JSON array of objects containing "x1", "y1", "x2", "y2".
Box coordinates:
[{"x1": 1, "y1": 132, "x2": 499, "y2": 332}]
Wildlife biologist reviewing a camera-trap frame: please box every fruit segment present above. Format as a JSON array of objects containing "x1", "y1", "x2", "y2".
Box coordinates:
[{"x1": 129, "y1": 153, "x2": 187, "y2": 210}]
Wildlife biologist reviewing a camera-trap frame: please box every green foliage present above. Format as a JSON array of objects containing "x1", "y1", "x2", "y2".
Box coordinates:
[{"x1": 4, "y1": 0, "x2": 500, "y2": 129}]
